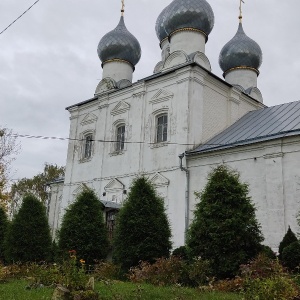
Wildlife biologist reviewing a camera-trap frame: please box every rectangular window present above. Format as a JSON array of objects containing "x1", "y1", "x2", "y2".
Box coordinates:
[
  {"x1": 156, "y1": 115, "x2": 168, "y2": 143},
  {"x1": 84, "y1": 135, "x2": 93, "y2": 159},
  {"x1": 116, "y1": 125, "x2": 125, "y2": 151}
]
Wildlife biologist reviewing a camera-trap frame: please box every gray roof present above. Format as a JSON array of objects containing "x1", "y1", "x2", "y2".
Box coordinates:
[
  {"x1": 219, "y1": 23, "x2": 262, "y2": 74},
  {"x1": 188, "y1": 100, "x2": 300, "y2": 155},
  {"x1": 97, "y1": 16, "x2": 141, "y2": 67},
  {"x1": 164, "y1": 0, "x2": 214, "y2": 38}
]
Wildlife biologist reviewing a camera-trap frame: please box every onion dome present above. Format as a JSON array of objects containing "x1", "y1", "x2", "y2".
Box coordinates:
[
  {"x1": 155, "y1": 4, "x2": 171, "y2": 43},
  {"x1": 164, "y1": 0, "x2": 214, "y2": 40},
  {"x1": 219, "y1": 23, "x2": 262, "y2": 75},
  {"x1": 97, "y1": 16, "x2": 141, "y2": 68}
]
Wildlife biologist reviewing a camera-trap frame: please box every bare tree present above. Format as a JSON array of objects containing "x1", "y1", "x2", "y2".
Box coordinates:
[{"x1": 0, "y1": 127, "x2": 20, "y2": 211}]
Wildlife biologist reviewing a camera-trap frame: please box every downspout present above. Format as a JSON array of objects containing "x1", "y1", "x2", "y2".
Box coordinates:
[{"x1": 179, "y1": 153, "x2": 190, "y2": 242}]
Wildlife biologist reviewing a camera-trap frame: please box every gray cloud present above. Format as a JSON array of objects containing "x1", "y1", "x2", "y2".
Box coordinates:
[{"x1": 1, "y1": 0, "x2": 299, "y2": 179}]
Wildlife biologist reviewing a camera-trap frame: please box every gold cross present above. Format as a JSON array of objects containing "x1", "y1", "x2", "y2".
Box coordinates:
[
  {"x1": 239, "y1": 0, "x2": 245, "y2": 22},
  {"x1": 121, "y1": 0, "x2": 125, "y2": 16}
]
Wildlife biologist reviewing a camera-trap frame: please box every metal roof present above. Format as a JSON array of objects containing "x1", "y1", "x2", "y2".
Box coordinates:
[{"x1": 188, "y1": 100, "x2": 300, "y2": 155}]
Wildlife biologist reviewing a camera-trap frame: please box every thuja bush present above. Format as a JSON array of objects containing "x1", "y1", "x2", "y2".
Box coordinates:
[
  {"x1": 58, "y1": 188, "x2": 109, "y2": 265},
  {"x1": 282, "y1": 241, "x2": 300, "y2": 271},
  {"x1": 5, "y1": 194, "x2": 52, "y2": 263},
  {"x1": 278, "y1": 226, "x2": 298, "y2": 260},
  {"x1": 187, "y1": 165, "x2": 263, "y2": 279},
  {"x1": 113, "y1": 177, "x2": 172, "y2": 271}
]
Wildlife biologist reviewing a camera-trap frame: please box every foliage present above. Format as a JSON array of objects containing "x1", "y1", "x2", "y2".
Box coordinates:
[
  {"x1": 187, "y1": 165, "x2": 263, "y2": 279},
  {"x1": 128, "y1": 256, "x2": 183, "y2": 286},
  {"x1": 278, "y1": 226, "x2": 298, "y2": 260},
  {"x1": 113, "y1": 177, "x2": 172, "y2": 271},
  {"x1": 172, "y1": 246, "x2": 189, "y2": 260},
  {"x1": 240, "y1": 254, "x2": 298, "y2": 300},
  {"x1": 10, "y1": 163, "x2": 65, "y2": 211},
  {"x1": 0, "y1": 206, "x2": 8, "y2": 262},
  {"x1": 58, "y1": 188, "x2": 109, "y2": 265},
  {"x1": 4, "y1": 194, "x2": 52, "y2": 263},
  {"x1": 282, "y1": 241, "x2": 300, "y2": 271},
  {"x1": 0, "y1": 127, "x2": 20, "y2": 212},
  {"x1": 212, "y1": 277, "x2": 244, "y2": 293},
  {"x1": 128, "y1": 256, "x2": 211, "y2": 287},
  {"x1": 93, "y1": 261, "x2": 122, "y2": 281},
  {"x1": 260, "y1": 245, "x2": 276, "y2": 260}
]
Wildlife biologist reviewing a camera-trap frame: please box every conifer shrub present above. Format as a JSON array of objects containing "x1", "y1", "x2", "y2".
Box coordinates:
[
  {"x1": 187, "y1": 165, "x2": 263, "y2": 279},
  {"x1": 282, "y1": 241, "x2": 300, "y2": 271},
  {"x1": 58, "y1": 189, "x2": 109, "y2": 265},
  {"x1": 172, "y1": 246, "x2": 189, "y2": 261},
  {"x1": 260, "y1": 245, "x2": 276, "y2": 260},
  {"x1": 113, "y1": 177, "x2": 172, "y2": 271},
  {"x1": 278, "y1": 226, "x2": 298, "y2": 260},
  {"x1": 4, "y1": 194, "x2": 52, "y2": 263},
  {"x1": 0, "y1": 206, "x2": 8, "y2": 262}
]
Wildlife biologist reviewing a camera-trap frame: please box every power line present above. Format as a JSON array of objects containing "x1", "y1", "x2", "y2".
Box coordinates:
[
  {"x1": 8, "y1": 133, "x2": 223, "y2": 147},
  {"x1": 0, "y1": 0, "x2": 42, "y2": 36}
]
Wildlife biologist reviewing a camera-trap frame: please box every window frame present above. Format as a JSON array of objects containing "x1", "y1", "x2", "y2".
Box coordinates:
[
  {"x1": 80, "y1": 130, "x2": 95, "y2": 161},
  {"x1": 156, "y1": 114, "x2": 168, "y2": 143},
  {"x1": 115, "y1": 124, "x2": 126, "y2": 152}
]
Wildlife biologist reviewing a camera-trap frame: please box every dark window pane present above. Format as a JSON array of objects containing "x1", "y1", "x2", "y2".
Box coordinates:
[
  {"x1": 84, "y1": 135, "x2": 93, "y2": 158},
  {"x1": 116, "y1": 125, "x2": 125, "y2": 151},
  {"x1": 156, "y1": 115, "x2": 168, "y2": 143}
]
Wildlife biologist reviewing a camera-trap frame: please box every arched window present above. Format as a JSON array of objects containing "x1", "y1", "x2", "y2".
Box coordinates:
[
  {"x1": 156, "y1": 114, "x2": 168, "y2": 143},
  {"x1": 116, "y1": 124, "x2": 125, "y2": 151},
  {"x1": 84, "y1": 134, "x2": 93, "y2": 159}
]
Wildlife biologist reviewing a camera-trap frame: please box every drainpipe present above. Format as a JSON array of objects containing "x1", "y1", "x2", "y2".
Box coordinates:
[{"x1": 179, "y1": 153, "x2": 190, "y2": 242}]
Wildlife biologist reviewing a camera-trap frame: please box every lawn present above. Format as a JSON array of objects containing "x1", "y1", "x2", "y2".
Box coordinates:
[{"x1": 0, "y1": 280, "x2": 241, "y2": 300}]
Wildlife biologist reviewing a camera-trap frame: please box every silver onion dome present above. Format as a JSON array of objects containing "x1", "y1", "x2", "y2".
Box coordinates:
[
  {"x1": 155, "y1": 4, "x2": 171, "y2": 43},
  {"x1": 219, "y1": 23, "x2": 262, "y2": 75},
  {"x1": 164, "y1": 0, "x2": 214, "y2": 39},
  {"x1": 97, "y1": 16, "x2": 141, "y2": 67}
]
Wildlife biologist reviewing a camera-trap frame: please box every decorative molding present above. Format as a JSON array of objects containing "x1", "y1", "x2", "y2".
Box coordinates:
[
  {"x1": 104, "y1": 178, "x2": 125, "y2": 192},
  {"x1": 149, "y1": 173, "x2": 170, "y2": 187},
  {"x1": 111, "y1": 101, "x2": 130, "y2": 116},
  {"x1": 80, "y1": 113, "x2": 98, "y2": 126},
  {"x1": 163, "y1": 50, "x2": 188, "y2": 70},
  {"x1": 263, "y1": 153, "x2": 284, "y2": 159},
  {"x1": 132, "y1": 91, "x2": 146, "y2": 99},
  {"x1": 150, "y1": 89, "x2": 174, "y2": 104}
]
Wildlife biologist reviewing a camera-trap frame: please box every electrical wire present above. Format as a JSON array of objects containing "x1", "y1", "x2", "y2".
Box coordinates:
[
  {"x1": 7, "y1": 133, "x2": 224, "y2": 147},
  {"x1": 0, "y1": 0, "x2": 41, "y2": 36}
]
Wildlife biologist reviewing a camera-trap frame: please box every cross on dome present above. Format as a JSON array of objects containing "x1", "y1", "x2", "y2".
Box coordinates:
[
  {"x1": 121, "y1": 0, "x2": 125, "y2": 16},
  {"x1": 239, "y1": 0, "x2": 245, "y2": 22}
]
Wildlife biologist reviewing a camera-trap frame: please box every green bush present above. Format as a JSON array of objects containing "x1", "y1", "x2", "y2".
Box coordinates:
[
  {"x1": 240, "y1": 254, "x2": 298, "y2": 300},
  {"x1": 187, "y1": 165, "x2": 263, "y2": 279},
  {"x1": 58, "y1": 189, "x2": 109, "y2": 265},
  {"x1": 4, "y1": 194, "x2": 52, "y2": 263},
  {"x1": 93, "y1": 261, "x2": 121, "y2": 280},
  {"x1": 113, "y1": 177, "x2": 171, "y2": 271},
  {"x1": 278, "y1": 226, "x2": 298, "y2": 260},
  {"x1": 260, "y1": 245, "x2": 276, "y2": 260},
  {"x1": 172, "y1": 246, "x2": 188, "y2": 260},
  {"x1": 282, "y1": 241, "x2": 300, "y2": 271}
]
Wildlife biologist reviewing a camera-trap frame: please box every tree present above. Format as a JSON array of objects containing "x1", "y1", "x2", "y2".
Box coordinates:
[
  {"x1": 187, "y1": 165, "x2": 263, "y2": 279},
  {"x1": 5, "y1": 194, "x2": 52, "y2": 263},
  {"x1": 0, "y1": 127, "x2": 20, "y2": 211},
  {"x1": 113, "y1": 177, "x2": 172, "y2": 271},
  {"x1": 0, "y1": 206, "x2": 8, "y2": 262},
  {"x1": 10, "y1": 163, "x2": 65, "y2": 214},
  {"x1": 282, "y1": 241, "x2": 300, "y2": 271},
  {"x1": 58, "y1": 188, "x2": 109, "y2": 264},
  {"x1": 278, "y1": 226, "x2": 297, "y2": 260}
]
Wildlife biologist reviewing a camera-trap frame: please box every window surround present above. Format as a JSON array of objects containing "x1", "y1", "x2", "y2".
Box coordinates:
[
  {"x1": 151, "y1": 108, "x2": 169, "y2": 148},
  {"x1": 110, "y1": 120, "x2": 127, "y2": 155},
  {"x1": 79, "y1": 130, "x2": 95, "y2": 162}
]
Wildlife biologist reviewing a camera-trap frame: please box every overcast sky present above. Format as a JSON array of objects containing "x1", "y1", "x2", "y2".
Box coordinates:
[{"x1": 1, "y1": 0, "x2": 300, "y2": 181}]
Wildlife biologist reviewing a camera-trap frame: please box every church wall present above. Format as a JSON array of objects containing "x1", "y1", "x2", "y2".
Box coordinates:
[{"x1": 187, "y1": 136, "x2": 300, "y2": 251}]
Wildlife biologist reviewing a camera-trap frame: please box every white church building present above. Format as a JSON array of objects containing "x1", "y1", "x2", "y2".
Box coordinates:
[{"x1": 48, "y1": 0, "x2": 300, "y2": 251}]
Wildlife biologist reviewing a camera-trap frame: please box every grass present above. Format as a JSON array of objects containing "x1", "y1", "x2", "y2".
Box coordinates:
[{"x1": 0, "y1": 280, "x2": 241, "y2": 300}]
